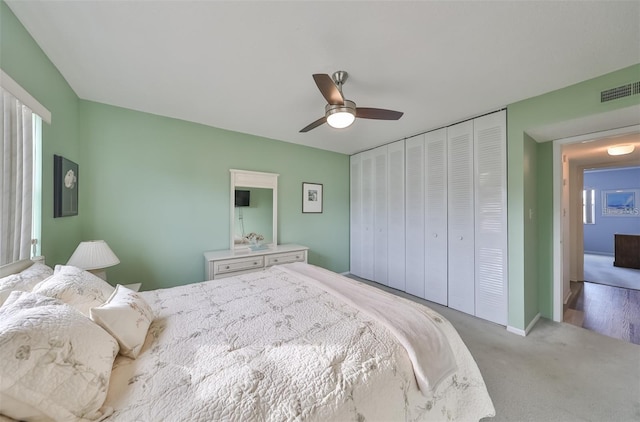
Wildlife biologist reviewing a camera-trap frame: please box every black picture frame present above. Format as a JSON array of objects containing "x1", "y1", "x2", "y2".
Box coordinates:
[
  {"x1": 302, "y1": 182, "x2": 323, "y2": 213},
  {"x1": 53, "y1": 155, "x2": 78, "y2": 217}
]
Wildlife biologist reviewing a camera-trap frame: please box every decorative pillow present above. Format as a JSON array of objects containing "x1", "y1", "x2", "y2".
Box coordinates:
[
  {"x1": 32, "y1": 265, "x2": 115, "y2": 316},
  {"x1": 0, "y1": 291, "x2": 118, "y2": 421},
  {"x1": 0, "y1": 262, "x2": 53, "y2": 306},
  {"x1": 90, "y1": 285, "x2": 154, "y2": 359}
]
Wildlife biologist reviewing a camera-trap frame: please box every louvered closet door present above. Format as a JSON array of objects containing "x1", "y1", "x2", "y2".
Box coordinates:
[
  {"x1": 405, "y1": 135, "x2": 425, "y2": 298},
  {"x1": 387, "y1": 140, "x2": 406, "y2": 291},
  {"x1": 373, "y1": 145, "x2": 389, "y2": 286},
  {"x1": 474, "y1": 110, "x2": 507, "y2": 325},
  {"x1": 360, "y1": 150, "x2": 375, "y2": 281},
  {"x1": 350, "y1": 154, "x2": 362, "y2": 277},
  {"x1": 424, "y1": 128, "x2": 448, "y2": 305},
  {"x1": 447, "y1": 120, "x2": 475, "y2": 315}
]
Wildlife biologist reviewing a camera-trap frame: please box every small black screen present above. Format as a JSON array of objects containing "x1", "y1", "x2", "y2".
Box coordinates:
[{"x1": 235, "y1": 190, "x2": 250, "y2": 207}]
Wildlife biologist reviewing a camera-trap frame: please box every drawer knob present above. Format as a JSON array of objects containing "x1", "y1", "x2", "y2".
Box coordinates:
[
  {"x1": 254, "y1": 262, "x2": 258, "y2": 265},
  {"x1": 274, "y1": 259, "x2": 278, "y2": 262},
  {"x1": 225, "y1": 265, "x2": 230, "y2": 269},
  {"x1": 296, "y1": 256, "x2": 299, "y2": 259}
]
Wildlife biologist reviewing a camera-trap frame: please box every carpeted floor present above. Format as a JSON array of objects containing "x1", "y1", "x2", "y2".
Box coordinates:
[
  {"x1": 350, "y1": 275, "x2": 640, "y2": 422},
  {"x1": 583, "y1": 253, "x2": 640, "y2": 290}
]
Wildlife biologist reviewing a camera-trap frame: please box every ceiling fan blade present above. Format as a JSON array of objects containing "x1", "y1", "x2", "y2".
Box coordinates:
[
  {"x1": 300, "y1": 116, "x2": 327, "y2": 133},
  {"x1": 356, "y1": 107, "x2": 403, "y2": 120},
  {"x1": 313, "y1": 74, "x2": 344, "y2": 105}
]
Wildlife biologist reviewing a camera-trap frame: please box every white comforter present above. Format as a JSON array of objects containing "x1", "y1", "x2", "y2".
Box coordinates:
[{"x1": 103, "y1": 264, "x2": 494, "y2": 421}]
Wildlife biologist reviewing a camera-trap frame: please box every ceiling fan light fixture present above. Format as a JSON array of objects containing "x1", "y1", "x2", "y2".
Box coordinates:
[
  {"x1": 607, "y1": 144, "x2": 635, "y2": 156},
  {"x1": 325, "y1": 100, "x2": 356, "y2": 129}
]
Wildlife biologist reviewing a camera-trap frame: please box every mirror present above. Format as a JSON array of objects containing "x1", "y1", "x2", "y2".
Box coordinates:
[
  {"x1": 230, "y1": 169, "x2": 278, "y2": 250},
  {"x1": 234, "y1": 188, "x2": 273, "y2": 243}
]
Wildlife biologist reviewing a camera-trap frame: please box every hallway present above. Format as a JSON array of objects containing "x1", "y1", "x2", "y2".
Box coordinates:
[{"x1": 565, "y1": 280, "x2": 640, "y2": 345}]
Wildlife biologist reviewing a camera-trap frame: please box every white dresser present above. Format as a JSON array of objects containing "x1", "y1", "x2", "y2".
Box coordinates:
[{"x1": 204, "y1": 244, "x2": 308, "y2": 280}]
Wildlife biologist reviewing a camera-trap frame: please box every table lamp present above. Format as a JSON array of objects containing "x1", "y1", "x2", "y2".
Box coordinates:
[{"x1": 67, "y1": 240, "x2": 120, "y2": 280}]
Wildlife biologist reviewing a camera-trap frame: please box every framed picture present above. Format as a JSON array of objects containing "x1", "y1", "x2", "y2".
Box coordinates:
[
  {"x1": 53, "y1": 155, "x2": 79, "y2": 217},
  {"x1": 302, "y1": 182, "x2": 323, "y2": 213},
  {"x1": 602, "y1": 189, "x2": 639, "y2": 217}
]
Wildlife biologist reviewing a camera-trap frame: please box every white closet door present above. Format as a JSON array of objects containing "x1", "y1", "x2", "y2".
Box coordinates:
[
  {"x1": 474, "y1": 110, "x2": 507, "y2": 325},
  {"x1": 447, "y1": 120, "x2": 475, "y2": 315},
  {"x1": 387, "y1": 140, "x2": 406, "y2": 291},
  {"x1": 360, "y1": 150, "x2": 375, "y2": 281},
  {"x1": 373, "y1": 145, "x2": 388, "y2": 286},
  {"x1": 350, "y1": 154, "x2": 362, "y2": 277},
  {"x1": 405, "y1": 135, "x2": 425, "y2": 298},
  {"x1": 424, "y1": 128, "x2": 448, "y2": 305}
]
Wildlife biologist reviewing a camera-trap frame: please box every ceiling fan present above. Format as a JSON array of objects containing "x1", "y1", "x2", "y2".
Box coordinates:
[{"x1": 300, "y1": 71, "x2": 403, "y2": 133}]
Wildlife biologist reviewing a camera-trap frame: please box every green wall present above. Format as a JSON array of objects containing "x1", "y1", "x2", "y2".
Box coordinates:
[
  {"x1": 78, "y1": 101, "x2": 349, "y2": 290},
  {"x1": 507, "y1": 64, "x2": 640, "y2": 330},
  {"x1": 1, "y1": 1, "x2": 83, "y2": 265}
]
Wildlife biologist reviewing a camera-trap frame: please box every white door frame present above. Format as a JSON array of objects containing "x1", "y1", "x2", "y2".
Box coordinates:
[{"x1": 552, "y1": 125, "x2": 640, "y2": 321}]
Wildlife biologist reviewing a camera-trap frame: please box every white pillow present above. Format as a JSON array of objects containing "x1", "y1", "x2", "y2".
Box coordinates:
[
  {"x1": 0, "y1": 262, "x2": 53, "y2": 306},
  {"x1": 32, "y1": 265, "x2": 115, "y2": 316},
  {"x1": 0, "y1": 291, "x2": 118, "y2": 421},
  {"x1": 90, "y1": 285, "x2": 154, "y2": 359}
]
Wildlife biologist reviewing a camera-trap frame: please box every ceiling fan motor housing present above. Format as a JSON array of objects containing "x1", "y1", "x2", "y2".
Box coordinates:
[{"x1": 325, "y1": 99, "x2": 356, "y2": 116}]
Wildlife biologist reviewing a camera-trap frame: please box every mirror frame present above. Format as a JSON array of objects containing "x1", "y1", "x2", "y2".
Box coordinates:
[{"x1": 230, "y1": 169, "x2": 279, "y2": 250}]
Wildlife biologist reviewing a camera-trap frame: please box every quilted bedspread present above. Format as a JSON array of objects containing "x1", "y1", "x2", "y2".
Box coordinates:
[{"x1": 103, "y1": 264, "x2": 494, "y2": 421}]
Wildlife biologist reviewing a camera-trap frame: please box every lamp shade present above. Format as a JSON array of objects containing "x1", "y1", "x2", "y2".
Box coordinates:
[{"x1": 67, "y1": 240, "x2": 120, "y2": 270}]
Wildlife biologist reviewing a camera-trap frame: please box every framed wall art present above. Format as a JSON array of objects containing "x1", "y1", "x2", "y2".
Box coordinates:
[
  {"x1": 302, "y1": 182, "x2": 323, "y2": 213},
  {"x1": 54, "y1": 155, "x2": 78, "y2": 217},
  {"x1": 602, "y1": 189, "x2": 639, "y2": 217}
]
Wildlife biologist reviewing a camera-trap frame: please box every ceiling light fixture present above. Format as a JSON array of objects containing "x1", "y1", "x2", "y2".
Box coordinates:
[
  {"x1": 325, "y1": 100, "x2": 356, "y2": 129},
  {"x1": 607, "y1": 144, "x2": 635, "y2": 156}
]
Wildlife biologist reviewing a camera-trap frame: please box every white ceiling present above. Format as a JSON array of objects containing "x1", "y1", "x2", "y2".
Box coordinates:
[{"x1": 6, "y1": 0, "x2": 640, "y2": 155}]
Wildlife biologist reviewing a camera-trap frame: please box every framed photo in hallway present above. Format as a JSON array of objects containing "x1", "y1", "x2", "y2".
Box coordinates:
[{"x1": 602, "y1": 189, "x2": 639, "y2": 217}]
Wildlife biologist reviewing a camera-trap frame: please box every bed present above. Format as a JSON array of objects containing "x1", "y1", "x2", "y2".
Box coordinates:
[{"x1": 0, "y1": 259, "x2": 494, "y2": 421}]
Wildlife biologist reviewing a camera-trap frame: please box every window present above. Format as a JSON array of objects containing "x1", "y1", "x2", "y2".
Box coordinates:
[
  {"x1": 1, "y1": 70, "x2": 49, "y2": 264},
  {"x1": 583, "y1": 188, "x2": 595, "y2": 224}
]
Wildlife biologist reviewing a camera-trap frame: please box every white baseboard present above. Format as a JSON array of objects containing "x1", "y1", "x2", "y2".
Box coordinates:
[{"x1": 507, "y1": 313, "x2": 541, "y2": 336}]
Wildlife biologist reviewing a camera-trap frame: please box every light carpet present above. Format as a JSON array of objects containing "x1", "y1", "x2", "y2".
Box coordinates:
[
  {"x1": 584, "y1": 253, "x2": 640, "y2": 290},
  {"x1": 351, "y1": 275, "x2": 640, "y2": 422}
]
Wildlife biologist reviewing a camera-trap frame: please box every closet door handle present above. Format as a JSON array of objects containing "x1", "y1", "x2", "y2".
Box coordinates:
[
  {"x1": 458, "y1": 236, "x2": 463, "y2": 241},
  {"x1": 433, "y1": 233, "x2": 438, "y2": 238}
]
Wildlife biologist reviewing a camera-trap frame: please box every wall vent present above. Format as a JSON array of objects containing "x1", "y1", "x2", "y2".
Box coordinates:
[{"x1": 600, "y1": 81, "x2": 640, "y2": 103}]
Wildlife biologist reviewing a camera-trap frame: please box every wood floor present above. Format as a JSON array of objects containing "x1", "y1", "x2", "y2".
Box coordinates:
[{"x1": 565, "y1": 281, "x2": 640, "y2": 345}]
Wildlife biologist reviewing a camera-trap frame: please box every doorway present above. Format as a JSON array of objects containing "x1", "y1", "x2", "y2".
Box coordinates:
[{"x1": 556, "y1": 133, "x2": 640, "y2": 344}]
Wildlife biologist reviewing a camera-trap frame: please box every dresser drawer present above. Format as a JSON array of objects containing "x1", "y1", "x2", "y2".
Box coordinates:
[
  {"x1": 266, "y1": 251, "x2": 306, "y2": 266},
  {"x1": 215, "y1": 256, "x2": 264, "y2": 275}
]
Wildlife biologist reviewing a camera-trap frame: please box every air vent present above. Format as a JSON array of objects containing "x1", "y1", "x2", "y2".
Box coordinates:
[{"x1": 601, "y1": 81, "x2": 640, "y2": 103}]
